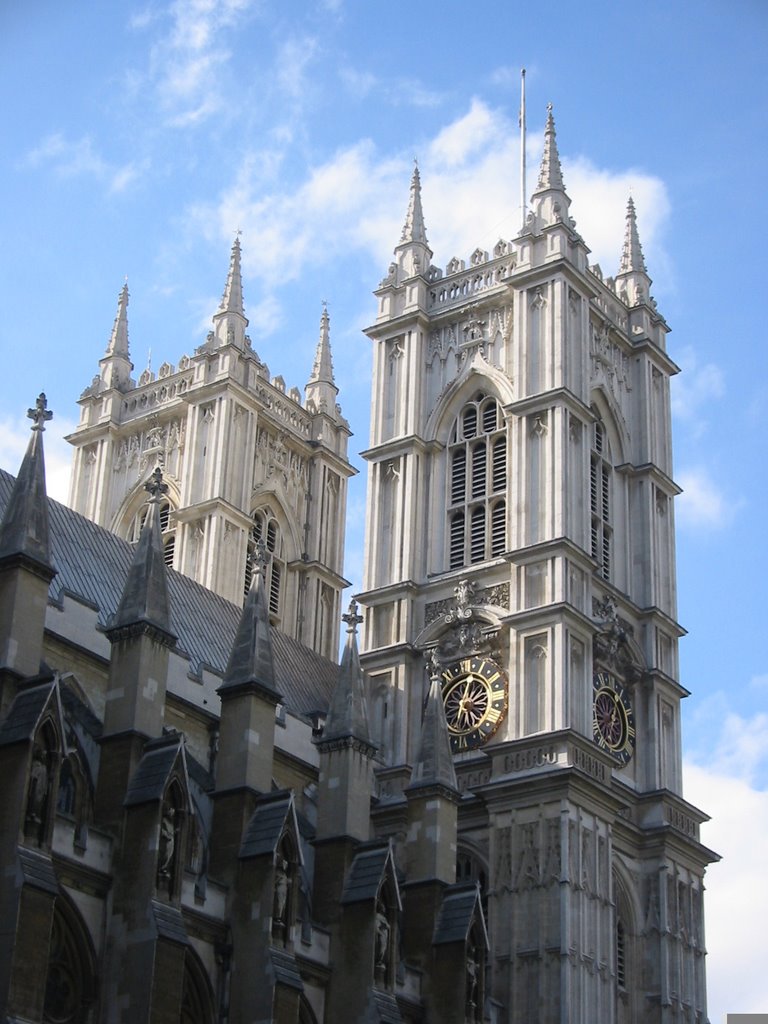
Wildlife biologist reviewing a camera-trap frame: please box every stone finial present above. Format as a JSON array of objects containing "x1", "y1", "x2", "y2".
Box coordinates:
[
  {"x1": 618, "y1": 196, "x2": 649, "y2": 276},
  {"x1": 145, "y1": 466, "x2": 169, "y2": 502},
  {"x1": 27, "y1": 393, "x2": 53, "y2": 432},
  {"x1": 219, "y1": 235, "x2": 245, "y2": 316},
  {"x1": 342, "y1": 598, "x2": 363, "y2": 635}
]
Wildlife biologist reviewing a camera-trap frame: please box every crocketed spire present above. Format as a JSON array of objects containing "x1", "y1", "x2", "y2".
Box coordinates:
[
  {"x1": 0, "y1": 394, "x2": 54, "y2": 571},
  {"x1": 307, "y1": 303, "x2": 337, "y2": 389},
  {"x1": 400, "y1": 162, "x2": 429, "y2": 247},
  {"x1": 99, "y1": 283, "x2": 134, "y2": 391},
  {"x1": 535, "y1": 104, "x2": 566, "y2": 194},
  {"x1": 110, "y1": 467, "x2": 173, "y2": 638},
  {"x1": 212, "y1": 235, "x2": 249, "y2": 348},
  {"x1": 619, "y1": 196, "x2": 648, "y2": 275}
]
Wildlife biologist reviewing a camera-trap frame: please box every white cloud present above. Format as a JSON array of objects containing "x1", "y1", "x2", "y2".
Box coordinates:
[
  {"x1": 0, "y1": 414, "x2": 76, "y2": 506},
  {"x1": 671, "y1": 344, "x2": 725, "y2": 435},
  {"x1": 685, "y1": 728, "x2": 768, "y2": 1019},
  {"x1": 676, "y1": 467, "x2": 734, "y2": 530},
  {"x1": 23, "y1": 134, "x2": 148, "y2": 194}
]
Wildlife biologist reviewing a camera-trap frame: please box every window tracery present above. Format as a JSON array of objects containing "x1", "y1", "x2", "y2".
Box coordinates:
[
  {"x1": 447, "y1": 393, "x2": 507, "y2": 569},
  {"x1": 244, "y1": 507, "x2": 284, "y2": 615},
  {"x1": 129, "y1": 496, "x2": 176, "y2": 568}
]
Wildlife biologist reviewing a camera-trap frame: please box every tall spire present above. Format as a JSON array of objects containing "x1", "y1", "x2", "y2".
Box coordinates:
[
  {"x1": 321, "y1": 600, "x2": 374, "y2": 748},
  {"x1": 409, "y1": 658, "x2": 458, "y2": 792},
  {"x1": 0, "y1": 394, "x2": 54, "y2": 570},
  {"x1": 619, "y1": 196, "x2": 648, "y2": 275},
  {"x1": 212, "y1": 235, "x2": 249, "y2": 349},
  {"x1": 220, "y1": 539, "x2": 279, "y2": 698},
  {"x1": 530, "y1": 104, "x2": 572, "y2": 229},
  {"x1": 99, "y1": 283, "x2": 134, "y2": 392},
  {"x1": 393, "y1": 162, "x2": 432, "y2": 279},
  {"x1": 535, "y1": 104, "x2": 566, "y2": 194},
  {"x1": 616, "y1": 196, "x2": 652, "y2": 306},
  {"x1": 305, "y1": 303, "x2": 338, "y2": 415},
  {"x1": 400, "y1": 162, "x2": 429, "y2": 247},
  {"x1": 110, "y1": 467, "x2": 173, "y2": 636}
]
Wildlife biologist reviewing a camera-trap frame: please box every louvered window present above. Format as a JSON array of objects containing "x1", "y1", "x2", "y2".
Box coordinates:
[
  {"x1": 590, "y1": 417, "x2": 612, "y2": 581},
  {"x1": 245, "y1": 507, "x2": 285, "y2": 617},
  {"x1": 130, "y1": 496, "x2": 176, "y2": 570},
  {"x1": 446, "y1": 393, "x2": 507, "y2": 568}
]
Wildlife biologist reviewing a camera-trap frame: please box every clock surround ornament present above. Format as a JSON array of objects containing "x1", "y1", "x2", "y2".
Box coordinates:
[{"x1": 592, "y1": 670, "x2": 635, "y2": 766}]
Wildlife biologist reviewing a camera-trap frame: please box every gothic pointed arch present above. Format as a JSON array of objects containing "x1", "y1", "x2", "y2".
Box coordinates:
[
  {"x1": 180, "y1": 947, "x2": 216, "y2": 1024},
  {"x1": 43, "y1": 893, "x2": 98, "y2": 1024},
  {"x1": 244, "y1": 492, "x2": 299, "y2": 619},
  {"x1": 424, "y1": 362, "x2": 513, "y2": 445},
  {"x1": 113, "y1": 473, "x2": 181, "y2": 569},
  {"x1": 587, "y1": 392, "x2": 629, "y2": 587},
  {"x1": 613, "y1": 862, "x2": 641, "y2": 1023}
]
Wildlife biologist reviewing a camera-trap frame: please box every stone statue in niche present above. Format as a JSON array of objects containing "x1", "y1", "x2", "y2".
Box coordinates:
[
  {"x1": 273, "y1": 856, "x2": 290, "y2": 924},
  {"x1": 466, "y1": 940, "x2": 480, "y2": 1014},
  {"x1": 158, "y1": 805, "x2": 176, "y2": 882},
  {"x1": 374, "y1": 900, "x2": 390, "y2": 969},
  {"x1": 26, "y1": 746, "x2": 49, "y2": 827}
]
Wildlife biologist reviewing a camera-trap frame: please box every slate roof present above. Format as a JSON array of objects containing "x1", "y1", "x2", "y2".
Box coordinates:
[
  {"x1": 152, "y1": 900, "x2": 188, "y2": 945},
  {"x1": 433, "y1": 883, "x2": 488, "y2": 947},
  {"x1": 240, "y1": 790, "x2": 296, "y2": 859},
  {"x1": 0, "y1": 470, "x2": 338, "y2": 718},
  {"x1": 18, "y1": 847, "x2": 59, "y2": 895},
  {"x1": 124, "y1": 735, "x2": 185, "y2": 807},
  {"x1": 342, "y1": 841, "x2": 400, "y2": 907},
  {"x1": 0, "y1": 682, "x2": 55, "y2": 747}
]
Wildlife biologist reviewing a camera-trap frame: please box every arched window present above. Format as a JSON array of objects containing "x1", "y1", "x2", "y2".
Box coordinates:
[
  {"x1": 44, "y1": 900, "x2": 97, "y2": 1024},
  {"x1": 129, "y1": 497, "x2": 176, "y2": 568},
  {"x1": 447, "y1": 393, "x2": 507, "y2": 569},
  {"x1": 244, "y1": 506, "x2": 284, "y2": 616},
  {"x1": 590, "y1": 417, "x2": 612, "y2": 581}
]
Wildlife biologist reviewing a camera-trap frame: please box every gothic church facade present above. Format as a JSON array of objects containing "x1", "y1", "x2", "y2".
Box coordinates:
[{"x1": 0, "y1": 107, "x2": 714, "y2": 1024}]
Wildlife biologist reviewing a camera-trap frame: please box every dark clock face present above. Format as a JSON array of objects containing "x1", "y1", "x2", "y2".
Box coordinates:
[
  {"x1": 441, "y1": 656, "x2": 508, "y2": 753},
  {"x1": 592, "y1": 671, "x2": 635, "y2": 766}
]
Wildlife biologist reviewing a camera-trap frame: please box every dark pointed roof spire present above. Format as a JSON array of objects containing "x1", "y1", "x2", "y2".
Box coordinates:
[
  {"x1": 0, "y1": 394, "x2": 55, "y2": 572},
  {"x1": 619, "y1": 196, "x2": 648, "y2": 275},
  {"x1": 321, "y1": 599, "x2": 374, "y2": 748},
  {"x1": 409, "y1": 654, "x2": 458, "y2": 792},
  {"x1": 110, "y1": 467, "x2": 173, "y2": 637},
  {"x1": 400, "y1": 162, "x2": 429, "y2": 247},
  {"x1": 219, "y1": 537, "x2": 280, "y2": 698}
]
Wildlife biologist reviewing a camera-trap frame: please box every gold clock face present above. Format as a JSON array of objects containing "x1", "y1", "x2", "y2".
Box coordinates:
[
  {"x1": 440, "y1": 656, "x2": 508, "y2": 753},
  {"x1": 592, "y1": 671, "x2": 635, "y2": 766}
]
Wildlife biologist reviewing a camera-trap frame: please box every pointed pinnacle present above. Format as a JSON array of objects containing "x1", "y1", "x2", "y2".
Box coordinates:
[
  {"x1": 0, "y1": 394, "x2": 54, "y2": 569},
  {"x1": 410, "y1": 669, "x2": 458, "y2": 793},
  {"x1": 399, "y1": 161, "x2": 429, "y2": 246},
  {"x1": 321, "y1": 602, "x2": 374, "y2": 748},
  {"x1": 535, "y1": 104, "x2": 566, "y2": 194},
  {"x1": 619, "y1": 196, "x2": 648, "y2": 275},
  {"x1": 218, "y1": 235, "x2": 245, "y2": 316},
  {"x1": 308, "y1": 303, "x2": 336, "y2": 388},
  {"x1": 106, "y1": 282, "x2": 130, "y2": 359},
  {"x1": 221, "y1": 539, "x2": 278, "y2": 696}
]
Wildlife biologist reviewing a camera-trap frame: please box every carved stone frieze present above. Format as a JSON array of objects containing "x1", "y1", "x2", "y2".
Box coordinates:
[
  {"x1": 589, "y1": 320, "x2": 632, "y2": 403},
  {"x1": 425, "y1": 581, "x2": 509, "y2": 626}
]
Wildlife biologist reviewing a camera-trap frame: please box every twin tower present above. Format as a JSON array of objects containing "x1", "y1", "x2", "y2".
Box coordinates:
[{"x1": 2, "y1": 107, "x2": 714, "y2": 1023}]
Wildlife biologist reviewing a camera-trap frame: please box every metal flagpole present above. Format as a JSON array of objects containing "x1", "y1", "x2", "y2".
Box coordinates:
[{"x1": 520, "y1": 67, "x2": 527, "y2": 231}]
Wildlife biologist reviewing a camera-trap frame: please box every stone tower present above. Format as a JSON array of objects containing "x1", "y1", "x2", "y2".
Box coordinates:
[
  {"x1": 358, "y1": 112, "x2": 715, "y2": 1021},
  {"x1": 67, "y1": 241, "x2": 353, "y2": 659}
]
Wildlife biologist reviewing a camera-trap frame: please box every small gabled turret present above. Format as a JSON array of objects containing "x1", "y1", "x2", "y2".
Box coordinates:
[
  {"x1": 394, "y1": 162, "x2": 433, "y2": 279},
  {"x1": 615, "y1": 196, "x2": 653, "y2": 307},
  {"x1": 212, "y1": 235, "x2": 249, "y2": 349},
  {"x1": 98, "y1": 283, "x2": 134, "y2": 392},
  {"x1": 304, "y1": 303, "x2": 339, "y2": 417},
  {"x1": 530, "y1": 104, "x2": 572, "y2": 228},
  {"x1": 0, "y1": 394, "x2": 56, "y2": 683}
]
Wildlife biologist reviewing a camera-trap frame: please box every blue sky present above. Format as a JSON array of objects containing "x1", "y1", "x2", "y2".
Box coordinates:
[{"x1": 1, "y1": 1, "x2": 766, "y2": 1017}]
